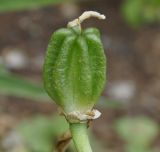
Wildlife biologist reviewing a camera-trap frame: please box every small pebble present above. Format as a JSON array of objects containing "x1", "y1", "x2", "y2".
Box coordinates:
[
  {"x1": 2, "y1": 48, "x2": 28, "y2": 70},
  {"x1": 107, "y1": 81, "x2": 136, "y2": 102}
]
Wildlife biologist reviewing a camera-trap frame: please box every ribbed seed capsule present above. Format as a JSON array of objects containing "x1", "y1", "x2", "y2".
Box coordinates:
[{"x1": 43, "y1": 26, "x2": 106, "y2": 114}]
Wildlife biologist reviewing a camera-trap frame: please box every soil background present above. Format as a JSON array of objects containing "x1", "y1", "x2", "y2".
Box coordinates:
[{"x1": 0, "y1": 0, "x2": 160, "y2": 151}]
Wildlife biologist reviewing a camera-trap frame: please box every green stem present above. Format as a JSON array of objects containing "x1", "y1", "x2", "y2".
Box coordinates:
[{"x1": 70, "y1": 123, "x2": 92, "y2": 152}]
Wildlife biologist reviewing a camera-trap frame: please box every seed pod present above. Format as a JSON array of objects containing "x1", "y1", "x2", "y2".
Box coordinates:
[{"x1": 43, "y1": 14, "x2": 106, "y2": 115}]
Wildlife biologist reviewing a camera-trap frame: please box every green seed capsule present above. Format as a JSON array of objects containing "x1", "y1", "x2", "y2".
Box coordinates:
[{"x1": 43, "y1": 26, "x2": 106, "y2": 113}]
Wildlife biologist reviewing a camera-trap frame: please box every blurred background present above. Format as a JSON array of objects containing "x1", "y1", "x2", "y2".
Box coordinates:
[{"x1": 0, "y1": 0, "x2": 160, "y2": 152}]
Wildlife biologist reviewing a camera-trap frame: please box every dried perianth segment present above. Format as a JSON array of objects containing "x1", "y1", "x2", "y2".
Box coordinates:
[
  {"x1": 67, "y1": 11, "x2": 106, "y2": 27},
  {"x1": 63, "y1": 109, "x2": 102, "y2": 123}
]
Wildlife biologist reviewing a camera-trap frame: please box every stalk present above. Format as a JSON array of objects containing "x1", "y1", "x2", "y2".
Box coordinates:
[{"x1": 70, "y1": 123, "x2": 92, "y2": 152}]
